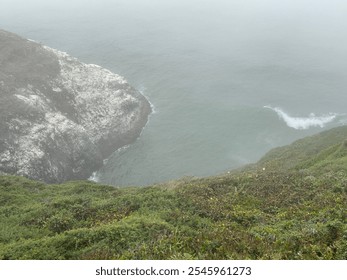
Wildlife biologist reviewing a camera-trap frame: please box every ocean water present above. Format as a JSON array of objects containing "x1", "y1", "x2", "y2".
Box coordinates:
[{"x1": 2, "y1": 0, "x2": 347, "y2": 186}]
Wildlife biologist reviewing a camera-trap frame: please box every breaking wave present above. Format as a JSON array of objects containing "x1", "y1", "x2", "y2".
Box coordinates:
[
  {"x1": 88, "y1": 171, "x2": 99, "y2": 182},
  {"x1": 264, "y1": 106, "x2": 338, "y2": 130}
]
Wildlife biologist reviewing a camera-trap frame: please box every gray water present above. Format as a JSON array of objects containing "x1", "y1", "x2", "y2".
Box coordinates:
[{"x1": 2, "y1": 0, "x2": 347, "y2": 186}]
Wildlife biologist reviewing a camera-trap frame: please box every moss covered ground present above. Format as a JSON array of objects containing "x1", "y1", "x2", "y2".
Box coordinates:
[{"x1": 1, "y1": 126, "x2": 346, "y2": 259}]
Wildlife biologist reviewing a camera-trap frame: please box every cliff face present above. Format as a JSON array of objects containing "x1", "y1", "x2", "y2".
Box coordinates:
[{"x1": 0, "y1": 30, "x2": 151, "y2": 183}]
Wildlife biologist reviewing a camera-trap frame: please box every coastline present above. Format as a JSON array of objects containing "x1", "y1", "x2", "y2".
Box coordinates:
[{"x1": 0, "y1": 29, "x2": 152, "y2": 183}]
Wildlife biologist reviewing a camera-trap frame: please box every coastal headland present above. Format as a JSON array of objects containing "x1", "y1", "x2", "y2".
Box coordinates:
[{"x1": 0, "y1": 29, "x2": 151, "y2": 183}]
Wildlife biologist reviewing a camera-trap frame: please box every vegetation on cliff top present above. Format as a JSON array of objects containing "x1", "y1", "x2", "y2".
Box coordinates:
[{"x1": 0, "y1": 126, "x2": 346, "y2": 259}]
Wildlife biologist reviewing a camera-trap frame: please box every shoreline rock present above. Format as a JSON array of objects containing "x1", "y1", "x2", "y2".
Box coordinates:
[{"x1": 0, "y1": 29, "x2": 151, "y2": 183}]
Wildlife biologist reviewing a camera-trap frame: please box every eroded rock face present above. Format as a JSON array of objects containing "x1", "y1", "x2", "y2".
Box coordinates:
[{"x1": 0, "y1": 29, "x2": 151, "y2": 183}]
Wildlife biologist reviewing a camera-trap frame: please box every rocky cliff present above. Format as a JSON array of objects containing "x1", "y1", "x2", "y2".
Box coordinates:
[{"x1": 0, "y1": 29, "x2": 151, "y2": 183}]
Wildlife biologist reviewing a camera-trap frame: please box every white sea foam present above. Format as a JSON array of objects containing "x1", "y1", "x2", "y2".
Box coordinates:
[
  {"x1": 88, "y1": 171, "x2": 99, "y2": 182},
  {"x1": 264, "y1": 106, "x2": 337, "y2": 130},
  {"x1": 138, "y1": 85, "x2": 157, "y2": 114}
]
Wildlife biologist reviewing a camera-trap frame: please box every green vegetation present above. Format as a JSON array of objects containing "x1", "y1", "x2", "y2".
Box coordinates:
[{"x1": 1, "y1": 126, "x2": 347, "y2": 259}]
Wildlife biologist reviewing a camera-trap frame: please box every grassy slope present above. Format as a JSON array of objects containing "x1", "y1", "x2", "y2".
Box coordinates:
[{"x1": 0, "y1": 126, "x2": 347, "y2": 260}]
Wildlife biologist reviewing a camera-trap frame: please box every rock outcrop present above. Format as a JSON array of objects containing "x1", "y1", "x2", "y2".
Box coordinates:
[{"x1": 0, "y1": 29, "x2": 151, "y2": 183}]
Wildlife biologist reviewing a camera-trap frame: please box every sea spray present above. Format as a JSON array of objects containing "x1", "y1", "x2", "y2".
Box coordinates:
[{"x1": 264, "y1": 106, "x2": 337, "y2": 130}]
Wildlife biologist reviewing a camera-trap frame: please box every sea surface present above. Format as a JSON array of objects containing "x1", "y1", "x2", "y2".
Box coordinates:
[{"x1": 2, "y1": 0, "x2": 347, "y2": 186}]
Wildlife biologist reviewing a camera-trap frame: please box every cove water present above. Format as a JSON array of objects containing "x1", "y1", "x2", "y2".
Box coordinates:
[{"x1": 2, "y1": 0, "x2": 347, "y2": 186}]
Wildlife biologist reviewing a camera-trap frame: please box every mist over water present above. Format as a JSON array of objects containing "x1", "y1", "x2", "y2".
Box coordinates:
[{"x1": 2, "y1": 0, "x2": 347, "y2": 186}]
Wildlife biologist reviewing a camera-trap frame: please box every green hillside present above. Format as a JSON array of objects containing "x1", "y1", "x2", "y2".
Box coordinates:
[{"x1": 0, "y1": 126, "x2": 347, "y2": 260}]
